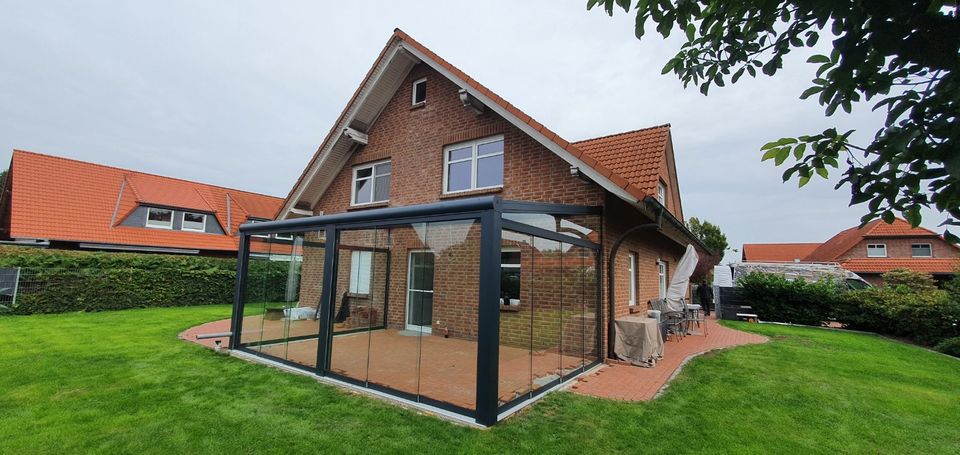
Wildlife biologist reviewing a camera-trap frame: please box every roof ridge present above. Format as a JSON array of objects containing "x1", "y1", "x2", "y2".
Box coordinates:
[
  {"x1": 572, "y1": 124, "x2": 671, "y2": 144},
  {"x1": 12, "y1": 149, "x2": 284, "y2": 200}
]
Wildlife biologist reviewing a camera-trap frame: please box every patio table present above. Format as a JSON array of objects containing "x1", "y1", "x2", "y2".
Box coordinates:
[{"x1": 614, "y1": 315, "x2": 664, "y2": 367}]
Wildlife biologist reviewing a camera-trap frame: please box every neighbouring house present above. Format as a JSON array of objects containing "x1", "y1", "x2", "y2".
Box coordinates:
[
  {"x1": 742, "y1": 218, "x2": 960, "y2": 286},
  {"x1": 0, "y1": 150, "x2": 285, "y2": 256},
  {"x1": 229, "y1": 29, "x2": 709, "y2": 426}
]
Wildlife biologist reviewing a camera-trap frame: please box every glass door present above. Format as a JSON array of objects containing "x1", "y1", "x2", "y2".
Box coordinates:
[{"x1": 406, "y1": 251, "x2": 435, "y2": 333}]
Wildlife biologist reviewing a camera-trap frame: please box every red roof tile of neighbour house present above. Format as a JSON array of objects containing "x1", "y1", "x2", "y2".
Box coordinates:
[
  {"x1": 4, "y1": 150, "x2": 284, "y2": 253},
  {"x1": 839, "y1": 258, "x2": 959, "y2": 275},
  {"x1": 741, "y1": 243, "x2": 822, "y2": 262},
  {"x1": 804, "y1": 218, "x2": 942, "y2": 262},
  {"x1": 573, "y1": 125, "x2": 671, "y2": 197}
]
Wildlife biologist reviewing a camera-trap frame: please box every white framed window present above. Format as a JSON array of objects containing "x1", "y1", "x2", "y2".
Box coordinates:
[
  {"x1": 866, "y1": 243, "x2": 887, "y2": 258},
  {"x1": 247, "y1": 219, "x2": 269, "y2": 238},
  {"x1": 443, "y1": 135, "x2": 504, "y2": 194},
  {"x1": 349, "y1": 250, "x2": 373, "y2": 295},
  {"x1": 181, "y1": 212, "x2": 206, "y2": 232},
  {"x1": 145, "y1": 207, "x2": 173, "y2": 229},
  {"x1": 411, "y1": 77, "x2": 427, "y2": 105},
  {"x1": 628, "y1": 252, "x2": 638, "y2": 306},
  {"x1": 658, "y1": 259, "x2": 668, "y2": 299},
  {"x1": 657, "y1": 181, "x2": 667, "y2": 206},
  {"x1": 911, "y1": 243, "x2": 932, "y2": 257},
  {"x1": 501, "y1": 248, "x2": 521, "y2": 306},
  {"x1": 351, "y1": 160, "x2": 391, "y2": 206}
]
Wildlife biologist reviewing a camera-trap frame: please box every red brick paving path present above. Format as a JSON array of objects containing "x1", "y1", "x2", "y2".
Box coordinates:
[
  {"x1": 569, "y1": 318, "x2": 767, "y2": 401},
  {"x1": 180, "y1": 316, "x2": 766, "y2": 404}
]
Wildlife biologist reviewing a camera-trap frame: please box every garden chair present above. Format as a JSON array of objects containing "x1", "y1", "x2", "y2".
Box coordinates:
[
  {"x1": 683, "y1": 298, "x2": 707, "y2": 337},
  {"x1": 651, "y1": 298, "x2": 685, "y2": 342}
]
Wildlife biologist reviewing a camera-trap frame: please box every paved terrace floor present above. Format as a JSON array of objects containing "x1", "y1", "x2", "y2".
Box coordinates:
[
  {"x1": 180, "y1": 316, "x2": 765, "y2": 408},
  {"x1": 569, "y1": 317, "x2": 767, "y2": 401}
]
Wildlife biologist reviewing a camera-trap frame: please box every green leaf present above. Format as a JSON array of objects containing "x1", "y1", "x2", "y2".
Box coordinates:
[
  {"x1": 800, "y1": 86, "x2": 823, "y2": 100},
  {"x1": 882, "y1": 211, "x2": 895, "y2": 224},
  {"x1": 798, "y1": 176, "x2": 811, "y2": 187},
  {"x1": 685, "y1": 23, "x2": 695, "y2": 41},
  {"x1": 793, "y1": 143, "x2": 807, "y2": 159},
  {"x1": 807, "y1": 54, "x2": 830, "y2": 64},
  {"x1": 816, "y1": 167, "x2": 829, "y2": 179},
  {"x1": 762, "y1": 149, "x2": 780, "y2": 161},
  {"x1": 774, "y1": 148, "x2": 790, "y2": 165}
]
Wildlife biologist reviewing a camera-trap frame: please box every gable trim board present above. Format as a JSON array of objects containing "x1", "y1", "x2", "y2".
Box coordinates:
[{"x1": 279, "y1": 29, "x2": 656, "y2": 222}]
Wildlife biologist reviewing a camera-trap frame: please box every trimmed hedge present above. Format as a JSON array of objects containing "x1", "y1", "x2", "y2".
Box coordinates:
[
  {"x1": 736, "y1": 272, "x2": 842, "y2": 326},
  {"x1": 0, "y1": 246, "x2": 290, "y2": 315},
  {"x1": 934, "y1": 337, "x2": 960, "y2": 358}
]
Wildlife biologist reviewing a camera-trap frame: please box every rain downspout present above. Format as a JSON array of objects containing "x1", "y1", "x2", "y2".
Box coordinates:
[{"x1": 606, "y1": 204, "x2": 664, "y2": 359}]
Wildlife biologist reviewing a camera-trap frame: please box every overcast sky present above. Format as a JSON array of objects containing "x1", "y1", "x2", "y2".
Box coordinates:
[{"x1": 0, "y1": 1, "x2": 946, "y2": 262}]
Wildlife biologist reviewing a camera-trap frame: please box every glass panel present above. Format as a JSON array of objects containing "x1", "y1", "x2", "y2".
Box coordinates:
[
  {"x1": 448, "y1": 146, "x2": 472, "y2": 161},
  {"x1": 354, "y1": 178, "x2": 372, "y2": 204},
  {"x1": 582, "y1": 248, "x2": 599, "y2": 366},
  {"x1": 560, "y1": 244, "x2": 587, "y2": 376},
  {"x1": 146, "y1": 208, "x2": 172, "y2": 227},
  {"x1": 355, "y1": 167, "x2": 372, "y2": 178},
  {"x1": 498, "y1": 231, "x2": 533, "y2": 407},
  {"x1": 416, "y1": 219, "x2": 480, "y2": 411},
  {"x1": 374, "y1": 175, "x2": 390, "y2": 202},
  {"x1": 414, "y1": 80, "x2": 426, "y2": 103},
  {"x1": 476, "y1": 154, "x2": 503, "y2": 188},
  {"x1": 330, "y1": 229, "x2": 381, "y2": 383},
  {"x1": 240, "y1": 231, "x2": 325, "y2": 370},
  {"x1": 447, "y1": 161, "x2": 472, "y2": 192},
  {"x1": 375, "y1": 162, "x2": 391, "y2": 176},
  {"x1": 531, "y1": 236, "x2": 562, "y2": 395},
  {"x1": 477, "y1": 139, "x2": 503, "y2": 156},
  {"x1": 502, "y1": 213, "x2": 601, "y2": 242}
]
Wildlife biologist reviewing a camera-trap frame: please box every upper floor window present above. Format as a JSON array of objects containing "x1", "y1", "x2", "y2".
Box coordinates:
[
  {"x1": 412, "y1": 78, "x2": 426, "y2": 105},
  {"x1": 181, "y1": 212, "x2": 207, "y2": 232},
  {"x1": 657, "y1": 181, "x2": 667, "y2": 206},
  {"x1": 866, "y1": 243, "x2": 887, "y2": 258},
  {"x1": 444, "y1": 135, "x2": 504, "y2": 194},
  {"x1": 911, "y1": 243, "x2": 932, "y2": 257},
  {"x1": 352, "y1": 160, "x2": 391, "y2": 206},
  {"x1": 145, "y1": 207, "x2": 173, "y2": 229}
]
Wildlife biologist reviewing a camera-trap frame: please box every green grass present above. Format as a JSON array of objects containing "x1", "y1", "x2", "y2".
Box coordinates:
[{"x1": 1, "y1": 306, "x2": 958, "y2": 454}]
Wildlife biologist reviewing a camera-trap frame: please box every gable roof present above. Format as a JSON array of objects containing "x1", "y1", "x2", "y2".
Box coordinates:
[
  {"x1": 804, "y1": 217, "x2": 943, "y2": 262},
  {"x1": 741, "y1": 243, "x2": 822, "y2": 262},
  {"x1": 278, "y1": 29, "x2": 676, "y2": 219},
  {"x1": 839, "y1": 258, "x2": 959, "y2": 275},
  {"x1": 5, "y1": 150, "x2": 283, "y2": 252}
]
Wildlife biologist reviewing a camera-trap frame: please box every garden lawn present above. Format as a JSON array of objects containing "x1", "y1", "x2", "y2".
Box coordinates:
[{"x1": 1, "y1": 306, "x2": 958, "y2": 454}]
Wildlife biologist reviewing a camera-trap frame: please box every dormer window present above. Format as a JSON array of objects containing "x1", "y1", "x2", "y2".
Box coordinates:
[
  {"x1": 867, "y1": 243, "x2": 887, "y2": 258},
  {"x1": 145, "y1": 208, "x2": 173, "y2": 229},
  {"x1": 657, "y1": 181, "x2": 667, "y2": 206},
  {"x1": 412, "y1": 78, "x2": 426, "y2": 105},
  {"x1": 181, "y1": 212, "x2": 207, "y2": 232}
]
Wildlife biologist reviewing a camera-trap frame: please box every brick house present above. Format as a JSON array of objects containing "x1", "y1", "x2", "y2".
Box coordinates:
[
  {"x1": 743, "y1": 218, "x2": 959, "y2": 286},
  {"x1": 230, "y1": 29, "x2": 707, "y2": 426},
  {"x1": 0, "y1": 150, "x2": 284, "y2": 256}
]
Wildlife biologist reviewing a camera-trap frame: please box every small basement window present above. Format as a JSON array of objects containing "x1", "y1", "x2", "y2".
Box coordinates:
[
  {"x1": 182, "y1": 212, "x2": 206, "y2": 232},
  {"x1": 412, "y1": 78, "x2": 426, "y2": 105},
  {"x1": 866, "y1": 243, "x2": 887, "y2": 258},
  {"x1": 145, "y1": 207, "x2": 173, "y2": 229},
  {"x1": 911, "y1": 243, "x2": 932, "y2": 257},
  {"x1": 352, "y1": 160, "x2": 391, "y2": 206}
]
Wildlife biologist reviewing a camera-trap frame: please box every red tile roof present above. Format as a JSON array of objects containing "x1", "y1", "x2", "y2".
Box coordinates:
[
  {"x1": 839, "y1": 258, "x2": 959, "y2": 275},
  {"x1": 280, "y1": 29, "x2": 673, "y2": 217},
  {"x1": 805, "y1": 218, "x2": 942, "y2": 262},
  {"x1": 6, "y1": 150, "x2": 284, "y2": 252},
  {"x1": 573, "y1": 125, "x2": 671, "y2": 197},
  {"x1": 741, "y1": 243, "x2": 822, "y2": 262}
]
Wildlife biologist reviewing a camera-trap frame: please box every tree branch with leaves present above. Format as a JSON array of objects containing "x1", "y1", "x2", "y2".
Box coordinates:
[{"x1": 588, "y1": 0, "x2": 960, "y2": 241}]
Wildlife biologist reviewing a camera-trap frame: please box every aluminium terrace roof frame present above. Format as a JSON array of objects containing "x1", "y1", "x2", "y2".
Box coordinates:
[{"x1": 229, "y1": 196, "x2": 603, "y2": 426}]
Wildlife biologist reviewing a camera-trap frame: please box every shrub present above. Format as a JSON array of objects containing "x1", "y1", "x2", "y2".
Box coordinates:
[
  {"x1": 0, "y1": 246, "x2": 291, "y2": 314},
  {"x1": 881, "y1": 268, "x2": 938, "y2": 293},
  {"x1": 839, "y1": 287, "x2": 960, "y2": 346},
  {"x1": 934, "y1": 337, "x2": 960, "y2": 358},
  {"x1": 736, "y1": 272, "x2": 843, "y2": 326}
]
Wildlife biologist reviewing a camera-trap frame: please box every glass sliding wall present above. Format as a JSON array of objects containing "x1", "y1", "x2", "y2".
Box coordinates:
[
  {"x1": 235, "y1": 230, "x2": 325, "y2": 369},
  {"x1": 230, "y1": 197, "x2": 602, "y2": 425}
]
